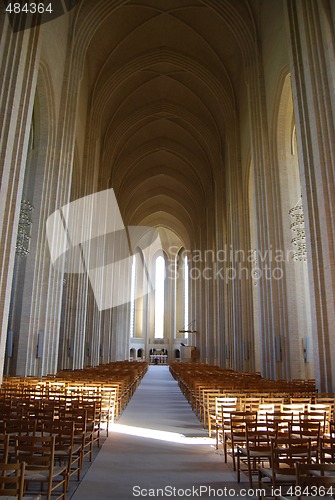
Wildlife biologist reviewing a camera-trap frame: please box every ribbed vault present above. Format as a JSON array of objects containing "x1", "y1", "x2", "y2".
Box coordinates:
[{"x1": 74, "y1": 0, "x2": 257, "y2": 245}]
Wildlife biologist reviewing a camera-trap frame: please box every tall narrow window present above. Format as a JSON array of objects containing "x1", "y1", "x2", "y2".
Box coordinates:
[
  {"x1": 154, "y1": 255, "x2": 165, "y2": 338},
  {"x1": 129, "y1": 254, "x2": 136, "y2": 338},
  {"x1": 184, "y1": 255, "x2": 189, "y2": 331}
]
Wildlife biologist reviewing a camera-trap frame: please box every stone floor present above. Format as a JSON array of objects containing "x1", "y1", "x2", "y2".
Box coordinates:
[{"x1": 69, "y1": 365, "x2": 258, "y2": 500}]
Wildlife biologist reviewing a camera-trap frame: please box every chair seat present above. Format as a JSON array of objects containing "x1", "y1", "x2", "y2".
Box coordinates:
[
  {"x1": 259, "y1": 466, "x2": 296, "y2": 483},
  {"x1": 0, "y1": 497, "x2": 41, "y2": 500},
  {"x1": 238, "y1": 447, "x2": 271, "y2": 458},
  {"x1": 225, "y1": 433, "x2": 245, "y2": 442},
  {"x1": 25, "y1": 465, "x2": 67, "y2": 482}
]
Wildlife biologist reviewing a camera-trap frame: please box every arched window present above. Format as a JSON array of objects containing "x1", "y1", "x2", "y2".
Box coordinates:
[
  {"x1": 175, "y1": 249, "x2": 190, "y2": 338},
  {"x1": 154, "y1": 255, "x2": 165, "y2": 338},
  {"x1": 184, "y1": 254, "x2": 189, "y2": 331},
  {"x1": 129, "y1": 253, "x2": 136, "y2": 338}
]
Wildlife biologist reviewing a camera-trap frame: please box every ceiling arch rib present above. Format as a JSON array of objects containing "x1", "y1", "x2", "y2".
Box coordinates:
[
  {"x1": 129, "y1": 195, "x2": 196, "y2": 241},
  {"x1": 92, "y1": 8, "x2": 235, "y2": 101},
  {"x1": 73, "y1": 1, "x2": 256, "y2": 89},
  {"x1": 91, "y1": 49, "x2": 236, "y2": 130},
  {"x1": 116, "y1": 163, "x2": 203, "y2": 215},
  {"x1": 100, "y1": 74, "x2": 222, "y2": 149},
  {"x1": 110, "y1": 117, "x2": 211, "y2": 185},
  {"x1": 137, "y1": 213, "x2": 192, "y2": 251},
  {"x1": 103, "y1": 100, "x2": 221, "y2": 163},
  {"x1": 122, "y1": 174, "x2": 201, "y2": 225},
  {"x1": 112, "y1": 140, "x2": 212, "y2": 207}
]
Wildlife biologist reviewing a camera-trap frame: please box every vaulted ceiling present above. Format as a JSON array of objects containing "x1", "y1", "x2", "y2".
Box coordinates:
[{"x1": 75, "y1": 0, "x2": 259, "y2": 245}]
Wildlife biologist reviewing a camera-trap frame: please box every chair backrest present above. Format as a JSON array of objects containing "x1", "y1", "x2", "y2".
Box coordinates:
[
  {"x1": 216, "y1": 397, "x2": 237, "y2": 415},
  {"x1": 289, "y1": 397, "x2": 311, "y2": 408},
  {"x1": 319, "y1": 435, "x2": 335, "y2": 463},
  {"x1": 4, "y1": 418, "x2": 37, "y2": 437},
  {"x1": 0, "y1": 461, "x2": 25, "y2": 499},
  {"x1": 289, "y1": 420, "x2": 321, "y2": 455},
  {"x1": 257, "y1": 403, "x2": 275, "y2": 422},
  {"x1": 0, "y1": 434, "x2": 8, "y2": 464},
  {"x1": 308, "y1": 403, "x2": 332, "y2": 420},
  {"x1": 295, "y1": 462, "x2": 335, "y2": 500},
  {"x1": 245, "y1": 422, "x2": 276, "y2": 456},
  {"x1": 270, "y1": 437, "x2": 312, "y2": 476},
  {"x1": 300, "y1": 410, "x2": 327, "y2": 433},
  {"x1": 266, "y1": 411, "x2": 293, "y2": 434},
  {"x1": 239, "y1": 397, "x2": 260, "y2": 412},
  {"x1": 281, "y1": 403, "x2": 305, "y2": 416},
  {"x1": 262, "y1": 397, "x2": 284, "y2": 412},
  {"x1": 15, "y1": 435, "x2": 55, "y2": 473}
]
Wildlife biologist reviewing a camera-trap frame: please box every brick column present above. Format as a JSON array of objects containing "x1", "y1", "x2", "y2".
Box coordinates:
[{"x1": 285, "y1": 0, "x2": 335, "y2": 391}]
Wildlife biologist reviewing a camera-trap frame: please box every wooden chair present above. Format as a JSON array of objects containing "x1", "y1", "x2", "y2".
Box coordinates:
[
  {"x1": 99, "y1": 386, "x2": 117, "y2": 436},
  {"x1": 289, "y1": 397, "x2": 311, "y2": 408},
  {"x1": 257, "y1": 404, "x2": 275, "y2": 423},
  {"x1": 289, "y1": 420, "x2": 321, "y2": 462},
  {"x1": 0, "y1": 461, "x2": 27, "y2": 499},
  {"x1": 314, "y1": 396, "x2": 335, "y2": 422},
  {"x1": 237, "y1": 422, "x2": 276, "y2": 487},
  {"x1": 281, "y1": 404, "x2": 305, "y2": 422},
  {"x1": 308, "y1": 403, "x2": 333, "y2": 420},
  {"x1": 319, "y1": 435, "x2": 335, "y2": 464},
  {"x1": 307, "y1": 404, "x2": 332, "y2": 434},
  {"x1": 295, "y1": 462, "x2": 335, "y2": 500},
  {"x1": 205, "y1": 391, "x2": 222, "y2": 436},
  {"x1": 43, "y1": 420, "x2": 82, "y2": 485},
  {"x1": 258, "y1": 437, "x2": 312, "y2": 498},
  {"x1": 266, "y1": 412, "x2": 294, "y2": 436},
  {"x1": 262, "y1": 397, "x2": 284, "y2": 412},
  {"x1": 71, "y1": 400, "x2": 101, "y2": 453},
  {"x1": 0, "y1": 435, "x2": 8, "y2": 465},
  {"x1": 224, "y1": 411, "x2": 257, "y2": 470},
  {"x1": 239, "y1": 397, "x2": 260, "y2": 412},
  {"x1": 214, "y1": 397, "x2": 238, "y2": 449},
  {"x1": 300, "y1": 410, "x2": 327, "y2": 435},
  {"x1": 15, "y1": 435, "x2": 68, "y2": 500},
  {"x1": 59, "y1": 409, "x2": 88, "y2": 469}
]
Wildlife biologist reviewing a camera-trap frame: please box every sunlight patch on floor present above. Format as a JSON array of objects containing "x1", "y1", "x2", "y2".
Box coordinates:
[{"x1": 111, "y1": 423, "x2": 215, "y2": 445}]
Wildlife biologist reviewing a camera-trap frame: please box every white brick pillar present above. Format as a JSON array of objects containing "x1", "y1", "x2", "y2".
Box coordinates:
[
  {"x1": 284, "y1": 0, "x2": 335, "y2": 391},
  {"x1": 0, "y1": 10, "x2": 40, "y2": 383}
]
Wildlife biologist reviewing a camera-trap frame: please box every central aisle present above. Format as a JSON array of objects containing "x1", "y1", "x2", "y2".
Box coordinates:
[{"x1": 71, "y1": 365, "x2": 253, "y2": 499}]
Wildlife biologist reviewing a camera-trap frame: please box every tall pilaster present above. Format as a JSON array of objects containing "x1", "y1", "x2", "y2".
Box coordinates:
[
  {"x1": 0, "y1": 11, "x2": 41, "y2": 382},
  {"x1": 284, "y1": 0, "x2": 335, "y2": 391},
  {"x1": 246, "y1": 48, "x2": 292, "y2": 380}
]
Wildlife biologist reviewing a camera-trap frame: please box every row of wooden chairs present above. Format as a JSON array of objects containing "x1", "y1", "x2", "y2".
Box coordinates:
[
  {"x1": 169, "y1": 363, "x2": 334, "y2": 437},
  {"x1": 233, "y1": 419, "x2": 335, "y2": 486},
  {"x1": 204, "y1": 395, "x2": 335, "y2": 433},
  {"x1": 170, "y1": 363, "x2": 318, "y2": 412},
  {"x1": 171, "y1": 363, "x2": 335, "y2": 499},
  {"x1": 211, "y1": 400, "x2": 334, "y2": 447},
  {"x1": 0, "y1": 361, "x2": 148, "y2": 498},
  {"x1": 258, "y1": 440, "x2": 335, "y2": 499},
  {"x1": 0, "y1": 431, "x2": 68, "y2": 500},
  {"x1": 1, "y1": 361, "x2": 148, "y2": 437},
  {"x1": 278, "y1": 462, "x2": 335, "y2": 500}
]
